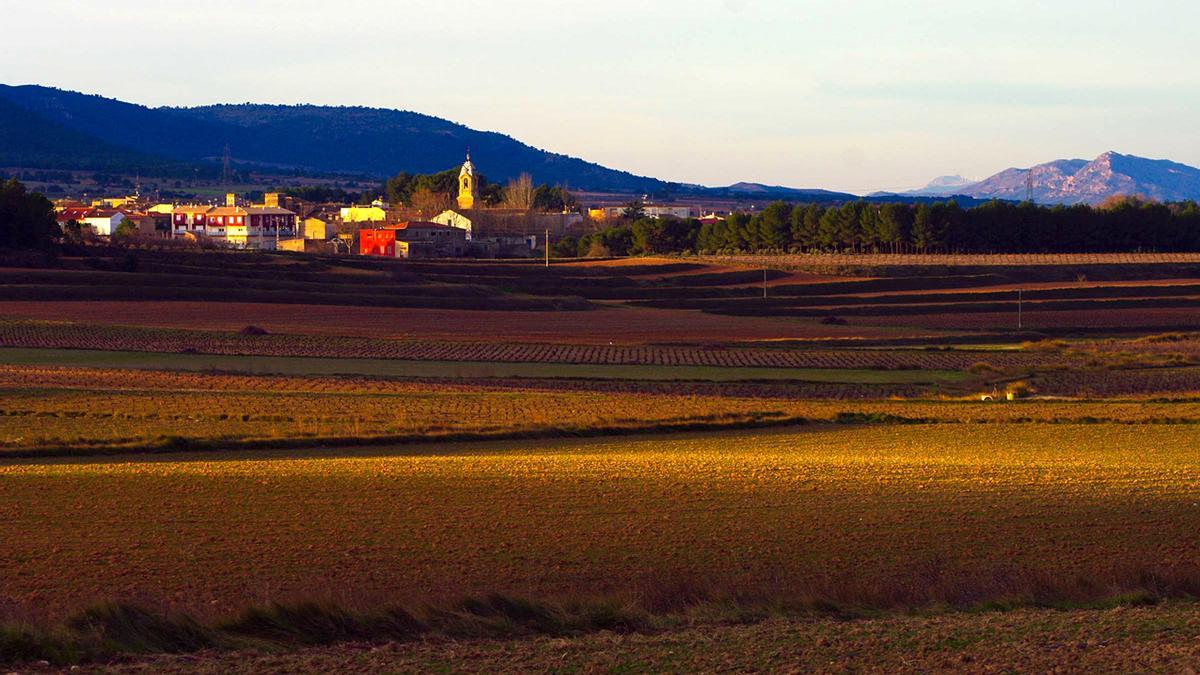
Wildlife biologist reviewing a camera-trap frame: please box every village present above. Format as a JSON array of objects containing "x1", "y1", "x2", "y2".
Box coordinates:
[{"x1": 47, "y1": 154, "x2": 725, "y2": 259}]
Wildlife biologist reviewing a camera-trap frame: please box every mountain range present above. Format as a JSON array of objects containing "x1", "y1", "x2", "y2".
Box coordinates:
[
  {"x1": 893, "y1": 153, "x2": 1200, "y2": 205},
  {"x1": 4, "y1": 84, "x2": 1198, "y2": 206},
  {"x1": 0, "y1": 84, "x2": 852, "y2": 200}
]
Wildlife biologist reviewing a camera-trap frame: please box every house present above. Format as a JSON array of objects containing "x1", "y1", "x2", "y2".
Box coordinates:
[
  {"x1": 597, "y1": 204, "x2": 698, "y2": 220},
  {"x1": 358, "y1": 222, "x2": 467, "y2": 258},
  {"x1": 55, "y1": 207, "x2": 91, "y2": 228},
  {"x1": 121, "y1": 213, "x2": 164, "y2": 238},
  {"x1": 81, "y1": 208, "x2": 127, "y2": 236},
  {"x1": 170, "y1": 199, "x2": 298, "y2": 248},
  {"x1": 432, "y1": 209, "x2": 476, "y2": 239},
  {"x1": 172, "y1": 206, "x2": 211, "y2": 237},
  {"x1": 302, "y1": 215, "x2": 333, "y2": 240},
  {"x1": 392, "y1": 221, "x2": 467, "y2": 258},
  {"x1": 432, "y1": 209, "x2": 584, "y2": 241},
  {"x1": 359, "y1": 227, "x2": 397, "y2": 257},
  {"x1": 340, "y1": 204, "x2": 388, "y2": 224},
  {"x1": 205, "y1": 206, "x2": 244, "y2": 242}
]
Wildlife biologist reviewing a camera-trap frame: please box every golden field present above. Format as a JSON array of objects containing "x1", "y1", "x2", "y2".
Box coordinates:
[
  {"x1": 8, "y1": 365, "x2": 1200, "y2": 454},
  {"x1": 2, "y1": 424, "x2": 1198, "y2": 622}
]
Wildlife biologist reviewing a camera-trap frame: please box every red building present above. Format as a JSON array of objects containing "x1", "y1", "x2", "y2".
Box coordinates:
[
  {"x1": 359, "y1": 222, "x2": 467, "y2": 258},
  {"x1": 359, "y1": 227, "x2": 397, "y2": 256}
]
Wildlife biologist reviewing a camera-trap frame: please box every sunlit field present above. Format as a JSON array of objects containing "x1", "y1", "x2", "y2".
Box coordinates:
[
  {"x1": 3, "y1": 425, "x2": 1198, "y2": 623},
  {"x1": 5, "y1": 254, "x2": 1200, "y2": 668}
]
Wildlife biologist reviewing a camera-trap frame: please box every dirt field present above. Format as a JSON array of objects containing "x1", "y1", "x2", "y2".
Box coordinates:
[
  {"x1": 0, "y1": 301, "x2": 911, "y2": 344},
  {"x1": 2, "y1": 425, "x2": 1197, "y2": 622},
  {"x1": 858, "y1": 307, "x2": 1200, "y2": 331},
  {"x1": 10, "y1": 365, "x2": 1200, "y2": 455},
  {"x1": 8, "y1": 251, "x2": 1200, "y2": 670}
]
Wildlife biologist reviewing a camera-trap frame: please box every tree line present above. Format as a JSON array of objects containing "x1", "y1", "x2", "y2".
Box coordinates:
[
  {"x1": 384, "y1": 169, "x2": 576, "y2": 215},
  {"x1": 556, "y1": 197, "x2": 1200, "y2": 257}
]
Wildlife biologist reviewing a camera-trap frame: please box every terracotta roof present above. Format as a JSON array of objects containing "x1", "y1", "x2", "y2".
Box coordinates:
[{"x1": 56, "y1": 208, "x2": 91, "y2": 222}]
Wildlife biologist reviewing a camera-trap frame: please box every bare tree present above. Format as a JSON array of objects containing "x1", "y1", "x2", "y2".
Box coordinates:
[
  {"x1": 410, "y1": 188, "x2": 451, "y2": 216},
  {"x1": 558, "y1": 182, "x2": 577, "y2": 212},
  {"x1": 501, "y1": 173, "x2": 535, "y2": 211}
]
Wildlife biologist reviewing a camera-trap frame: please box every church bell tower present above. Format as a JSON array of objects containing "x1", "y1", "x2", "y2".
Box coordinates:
[{"x1": 457, "y1": 151, "x2": 479, "y2": 210}]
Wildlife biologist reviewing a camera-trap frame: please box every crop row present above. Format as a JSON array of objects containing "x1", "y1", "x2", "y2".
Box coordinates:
[
  {"x1": 7, "y1": 367, "x2": 1200, "y2": 453},
  {"x1": 1034, "y1": 367, "x2": 1200, "y2": 398},
  {"x1": 0, "y1": 321, "x2": 1075, "y2": 370}
]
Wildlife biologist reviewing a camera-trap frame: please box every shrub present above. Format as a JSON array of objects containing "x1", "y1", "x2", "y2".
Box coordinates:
[
  {"x1": 1007, "y1": 381, "x2": 1036, "y2": 399},
  {"x1": 69, "y1": 603, "x2": 215, "y2": 655},
  {"x1": 222, "y1": 602, "x2": 366, "y2": 646}
]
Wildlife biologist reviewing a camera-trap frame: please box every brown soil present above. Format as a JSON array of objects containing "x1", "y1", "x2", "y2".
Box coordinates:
[{"x1": 0, "y1": 301, "x2": 916, "y2": 344}]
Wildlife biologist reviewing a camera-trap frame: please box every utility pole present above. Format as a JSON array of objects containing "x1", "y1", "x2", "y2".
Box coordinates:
[
  {"x1": 1018, "y1": 289, "x2": 1023, "y2": 330},
  {"x1": 545, "y1": 228, "x2": 550, "y2": 268}
]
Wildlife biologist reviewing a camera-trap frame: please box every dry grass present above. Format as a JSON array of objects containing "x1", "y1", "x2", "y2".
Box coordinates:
[{"x1": 85, "y1": 604, "x2": 1200, "y2": 674}]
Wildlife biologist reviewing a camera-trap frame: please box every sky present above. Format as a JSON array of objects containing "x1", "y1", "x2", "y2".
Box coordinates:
[{"x1": 2, "y1": 0, "x2": 1199, "y2": 194}]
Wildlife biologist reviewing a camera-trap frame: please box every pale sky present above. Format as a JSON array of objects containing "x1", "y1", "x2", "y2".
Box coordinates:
[{"x1": 2, "y1": 0, "x2": 1198, "y2": 193}]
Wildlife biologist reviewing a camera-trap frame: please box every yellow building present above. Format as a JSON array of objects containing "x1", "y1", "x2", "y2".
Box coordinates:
[
  {"x1": 303, "y1": 216, "x2": 332, "y2": 240},
  {"x1": 456, "y1": 152, "x2": 479, "y2": 210},
  {"x1": 340, "y1": 205, "x2": 387, "y2": 223}
]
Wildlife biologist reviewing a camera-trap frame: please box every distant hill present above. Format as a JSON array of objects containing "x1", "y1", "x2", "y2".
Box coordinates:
[
  {"x1": 0, "y1": 95, "x2": 197, "y2": 174},
  {"x1": 883, "y1": 175, "x2": 977, "y2": 198},
  {"x1": 966, "y1": 152, "x2": 1200, "y2": 205},
  {"x1": 891, "y1": 153, "x2": 1200, "y2": 205},
  {"x1": 0, "y1": 84, "x2": 671, "y2": 192},
  {"x1": 706, "y1": 182, "x2": 855, "y2": 201}
]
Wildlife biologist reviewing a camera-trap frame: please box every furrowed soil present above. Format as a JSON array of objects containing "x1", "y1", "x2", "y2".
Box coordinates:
[
  {"x1": 2, "y1": 425, "x2": 1197, "y2": 622},
  {"x1": 9, "y1": 364, "x2": 1200, "y2": 455}
]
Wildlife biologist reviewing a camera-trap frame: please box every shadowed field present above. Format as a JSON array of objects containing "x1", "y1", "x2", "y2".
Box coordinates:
[{"x1": 97, "y1": 604, "x2": 1200, "y2": 674}]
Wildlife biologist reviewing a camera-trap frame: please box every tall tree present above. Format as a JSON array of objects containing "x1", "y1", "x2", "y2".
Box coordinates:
[
  {"x1": 757, "y1": 201, "x2": 792, "y2": 251},
  {"x1": 911, "y1": 203, "x2": 938, "y2": 252},
  {"x1": 621, "y1": 199, "x2": 646, "y2": 220},
  {"x1": 0, "y1": 179, "x2": 58, "y2": 250},
  {"x1": 816, "y1": 207, "x2": 842, "y2": 250},
  {"x1": 501, "y1": 173, "x2": 536, "y2": 210}
]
